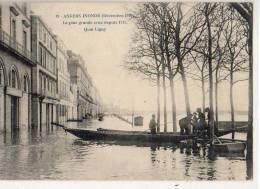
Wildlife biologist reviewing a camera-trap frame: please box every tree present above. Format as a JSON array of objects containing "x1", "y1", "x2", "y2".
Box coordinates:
[
  {"x1": 230, "y1": 2, "x2": 253, "y2": 179},
  {"x1": 222, "y1": 9, "x2": 248, "y2": 139},
  {"x1": 166, "y1": 3, "x2": 206, "y2": 116},
  {"x1": 192, "y1": 3, "x2": 218, "y2": 138},
  {"x1": 139, "y1": 3, "x2": 179, "y2": 132},
  {"x1": 187, "y1": 50, "x2": 209, "y2": 112},
  {"x1": 125, "y1": 3, "x2": 167, "y2": 132}
]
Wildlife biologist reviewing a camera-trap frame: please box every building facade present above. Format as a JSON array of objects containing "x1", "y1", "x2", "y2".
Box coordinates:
[
  {"x1": 31, "y1": 15, "x2": 58, "y2": 128},
  {"x1": 67, "y1": 50, "x2": 96, "y2": 120},
  {"x1": 0, "y1": 2, "x2": 34, "y2": 133},
  {"x1": 0, "y1": 4, "x2": 102, "y2": 131},
  {"x1": 68, "y1": 83, "x2": 78, "y2": 120},
  {"x1": 56, "y1": 36, "x2": 76, "y2": 123}
]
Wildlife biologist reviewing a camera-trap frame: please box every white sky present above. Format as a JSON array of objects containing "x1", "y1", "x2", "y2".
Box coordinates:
[{"x1": 30, "y1": 2, "x2": 249, "y2": 112}]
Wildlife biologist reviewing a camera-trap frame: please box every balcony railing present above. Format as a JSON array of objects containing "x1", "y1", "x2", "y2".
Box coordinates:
[{"x1": 0, "y1": 28, "x2": 32, "y2": 61}]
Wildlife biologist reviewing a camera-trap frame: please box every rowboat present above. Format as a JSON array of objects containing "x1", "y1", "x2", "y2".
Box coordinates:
[
  {"x1": 64, "y1": 127, "x2": 193, "y2": 143},
  {"x1": 52, "y1": 122, "x2": 237, "y2": 143},
  {"x1": 212, "y1": 138, "x2": 246, "y2": 153}
]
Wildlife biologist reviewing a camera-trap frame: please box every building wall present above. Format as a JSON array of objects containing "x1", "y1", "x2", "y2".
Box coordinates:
[
  {"x1": 31, "y1": 15, "x2": 58, "y2": 127},
  {"x1": 1, "y1": 3, "x2": 31, "y2": 52},
  {"x1": 0, "y1": 49, "x2": 32, "y2": 132},
  {"x1": 0, "y1": 2, "x2": 33, "y2": 132},
  {"x1": 0, "y1": 86, "x2": 5, "y2": 132},
  {"x1": 56, "y1": 37, "x2": 73, "y2": 123}
]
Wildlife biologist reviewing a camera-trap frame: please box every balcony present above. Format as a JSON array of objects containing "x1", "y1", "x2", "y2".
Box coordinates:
[
  {"x1": 40, "y1": 89, "x2": 58, "y2": 100},
  {"x1": 0, "y1": 28, "x2": 32, "y2": 63}
]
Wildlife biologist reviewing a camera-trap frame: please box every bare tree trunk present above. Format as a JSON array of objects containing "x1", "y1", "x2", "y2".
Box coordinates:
[
  {"x1": 225, "y1": 2, "x2": 252, "y2": 178},
  {"x1": 205, "y1": 5, "x2": 214, "y2": 139},
  {"x1": 202, "y1": 77, "x2": 206, "y2": 112},
  {"x1": 230, "y1": 70, "x2": 235, "y2": 139},
  {"x1": 156, "y1": 73, "x2": 161, "y2": 132},
  {"x1": 162, "y1": 62, "x2": 167, "y2": 133},
  {"x1": 215, "y1": 74, "x2": 219, "y2": 129},
  {"x1": 179, "y1": 62, "x2": 191, "y2": 115},
  {"x1": 247, "y1": 22, "x2": 253, "y2": 178},
  {"x1": 169, "y1": 76, "x2": 177, "y2": 132}
]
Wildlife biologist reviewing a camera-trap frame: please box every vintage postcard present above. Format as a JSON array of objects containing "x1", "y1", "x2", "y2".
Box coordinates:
[{"x1": 0, "y1": 0, "x2": 257, "y2": 188}]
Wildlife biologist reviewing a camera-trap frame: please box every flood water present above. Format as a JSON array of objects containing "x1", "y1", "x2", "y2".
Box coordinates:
[{"x1": 0, "y1": 116, "x2": 251, "y2": 180}]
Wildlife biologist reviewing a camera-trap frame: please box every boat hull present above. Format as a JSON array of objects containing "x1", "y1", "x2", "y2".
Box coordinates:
[
  {"x1": 213, "y1": 142, "x2": 246, "y2": 153},
  {"x1": 65, "y1": 128, "x2": 193, "y2": 143}
]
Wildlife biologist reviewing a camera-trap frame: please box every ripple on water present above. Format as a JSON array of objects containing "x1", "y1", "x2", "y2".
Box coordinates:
[{"x1": 0, "y1": 117, "x2": 249, "y2": 180}]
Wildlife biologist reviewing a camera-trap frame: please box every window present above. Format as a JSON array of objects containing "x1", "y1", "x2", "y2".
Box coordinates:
[
  {"x1": 23, "y1": 30, "x2": 27, "y2": 51},
  {"x1": 43, "y1": 50, "x2": 46, "y2": 68},
  {"x1": 11, "y1": 18, "x2": 16, "y2": 40},
  {"x1": 44, "y1": 32, "x2": 46, "y2": 43},
  {"x1": 46, "y1": 53, "x2": 49, "y2": 70},
  {"x1": 44, "y1": 76, "x2": 46, "y2": 92},
  {"x1": 39, "y1": 74, "x2": 42, "y2": 93},
  {"x1": 47, "y1": 79, "x2": 50, "y2": 91},
  {"x1": 23, "y1": 75, "x2": 29, "y2": 92},
  {"x1": 39, "y1": 46, "x2": 43, "y2": 64},
  {"x1": 0, "y1": 66, "x2": 3, "y2": 85},
  {"x1": 39, "y1": 25, "x2": 42, "y2": 41},
  {"x1": 53, "y1": 59, "x2": 56, "y2": 74},
  {"x1": 50, "y1": 40, "x2": 52, "y2": 50},
  {"x1": 50, "y1": 80, "x2": 52, "y2": 93},
  {"x1": 10, "y1": 69, "x2": 17, "y2": 88}
]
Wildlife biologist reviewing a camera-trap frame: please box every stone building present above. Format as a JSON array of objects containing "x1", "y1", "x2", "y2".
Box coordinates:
[
  {"x1": 92, "y1": 86, "x2": 103, "y2": 117},
  {"x1": 55, "y1": 36, "x2": 76, "y2": 123},
  {"x1": 30, "y1": 15, "x2": 58, "y2": 128},
  {"x1": 68, "y1": 83, "x2": 78, "y2": 120},
  {"x1": 0, "y1": 2, "x2": 34, "y2": 132},
  {"x1": 67, "y1": 50, "x2": 95, "y2": 120}
]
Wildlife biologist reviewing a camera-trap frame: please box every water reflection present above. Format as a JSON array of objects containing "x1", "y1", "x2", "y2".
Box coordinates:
[{"x1": 0, "y1": 118, "x2": 250, "y2": 180}]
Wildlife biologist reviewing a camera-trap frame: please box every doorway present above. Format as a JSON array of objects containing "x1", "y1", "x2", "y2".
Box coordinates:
[
  {"x1": 46, "y1": 103, "x2": 49, "y2": 127},
  {"x1": 11, "y1": 96, "x2": 19, "y2": 131}
]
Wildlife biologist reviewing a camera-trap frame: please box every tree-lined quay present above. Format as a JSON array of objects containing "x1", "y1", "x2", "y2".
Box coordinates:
[{"x1": 125, "y1": 2, "x2": 253, "y2": 178}]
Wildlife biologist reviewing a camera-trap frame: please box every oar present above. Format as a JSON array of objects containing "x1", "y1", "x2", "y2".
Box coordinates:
[{"x1": 51, "y1": 122, "x2": 66, "y2": 130}]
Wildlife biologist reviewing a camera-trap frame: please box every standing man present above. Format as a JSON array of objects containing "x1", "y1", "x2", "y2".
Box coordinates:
[
  {"x1": 179, "y1": 114, "x2": 193, "y2": 135},
  {"x1": 149, "y1": 114, "x2": 157, "y2": 134}
]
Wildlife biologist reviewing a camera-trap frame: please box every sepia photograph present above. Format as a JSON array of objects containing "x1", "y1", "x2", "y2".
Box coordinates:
[{"x1": 0, "y1": 0, "x2": 257, "y2": 187}]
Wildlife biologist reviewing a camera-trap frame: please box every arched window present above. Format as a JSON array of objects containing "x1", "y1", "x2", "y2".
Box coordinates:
[
  {"x1": 11, "y1": 69, "x2": 16, "y2": 87},
  {"x1": 9, "y1": 66, "x2": 20, "y2": 89},
  {"x1": 0, "y1": 64, "x2": 4, "y2": 85},
  {"x1": 9, "y1": 69, "x2": 18, "y2": 88}
]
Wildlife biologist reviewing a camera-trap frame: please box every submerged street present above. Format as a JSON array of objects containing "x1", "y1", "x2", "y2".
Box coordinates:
[{"x1": 0, "y1": 116, "x2": 249, "y2": 180}]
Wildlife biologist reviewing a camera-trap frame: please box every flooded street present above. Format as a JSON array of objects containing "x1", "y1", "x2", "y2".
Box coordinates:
[{"x1": 0, "y1": 116, "x2": 249, "y2": 180}]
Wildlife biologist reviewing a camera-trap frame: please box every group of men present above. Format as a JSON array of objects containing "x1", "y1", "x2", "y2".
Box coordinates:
[
  {"x1": 179, "y1": 108, "x2": 211, "y2": 137},
  {"x1": 149, "y1": 108, "x2": 211, "y2": 137}
]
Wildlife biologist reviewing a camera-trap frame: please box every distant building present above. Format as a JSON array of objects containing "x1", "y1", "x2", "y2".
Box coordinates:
[
  {"x1": 67, "y1": 50, "x2": 95, "y2": 120},
  {"x1": 0, "y1": 2, "x2": 35, "y2": 132},
  {"x1": 68, "y1": 83, "x2": 78, "y2": 120},
  {"x1": 30, "y1": 15, "x2": 58, "y2": 128},
  {"x1": 91, "y1": 86, "x2": 103, "y2": 118}
]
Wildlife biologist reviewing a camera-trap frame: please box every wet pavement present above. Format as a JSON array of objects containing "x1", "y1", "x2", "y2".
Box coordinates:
[{"x1": 0, "y1": 116, "x2": 250, "y2": 180}]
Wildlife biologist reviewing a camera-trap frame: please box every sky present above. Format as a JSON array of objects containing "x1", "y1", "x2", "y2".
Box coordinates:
[{"x1": 30, "y1": 2, "x2": 249, "y2": 113}]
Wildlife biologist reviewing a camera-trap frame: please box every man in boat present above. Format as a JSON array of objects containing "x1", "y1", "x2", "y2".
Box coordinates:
[
  {"x1": 191, "y1": 112, "x2": 199, "y2": 134},
  {"x1": 149, "y1": 114, "x2": 157, "y2": 134},
  {"x1": 179, "y1": 114, "x2": 193, "y2": 135}
]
